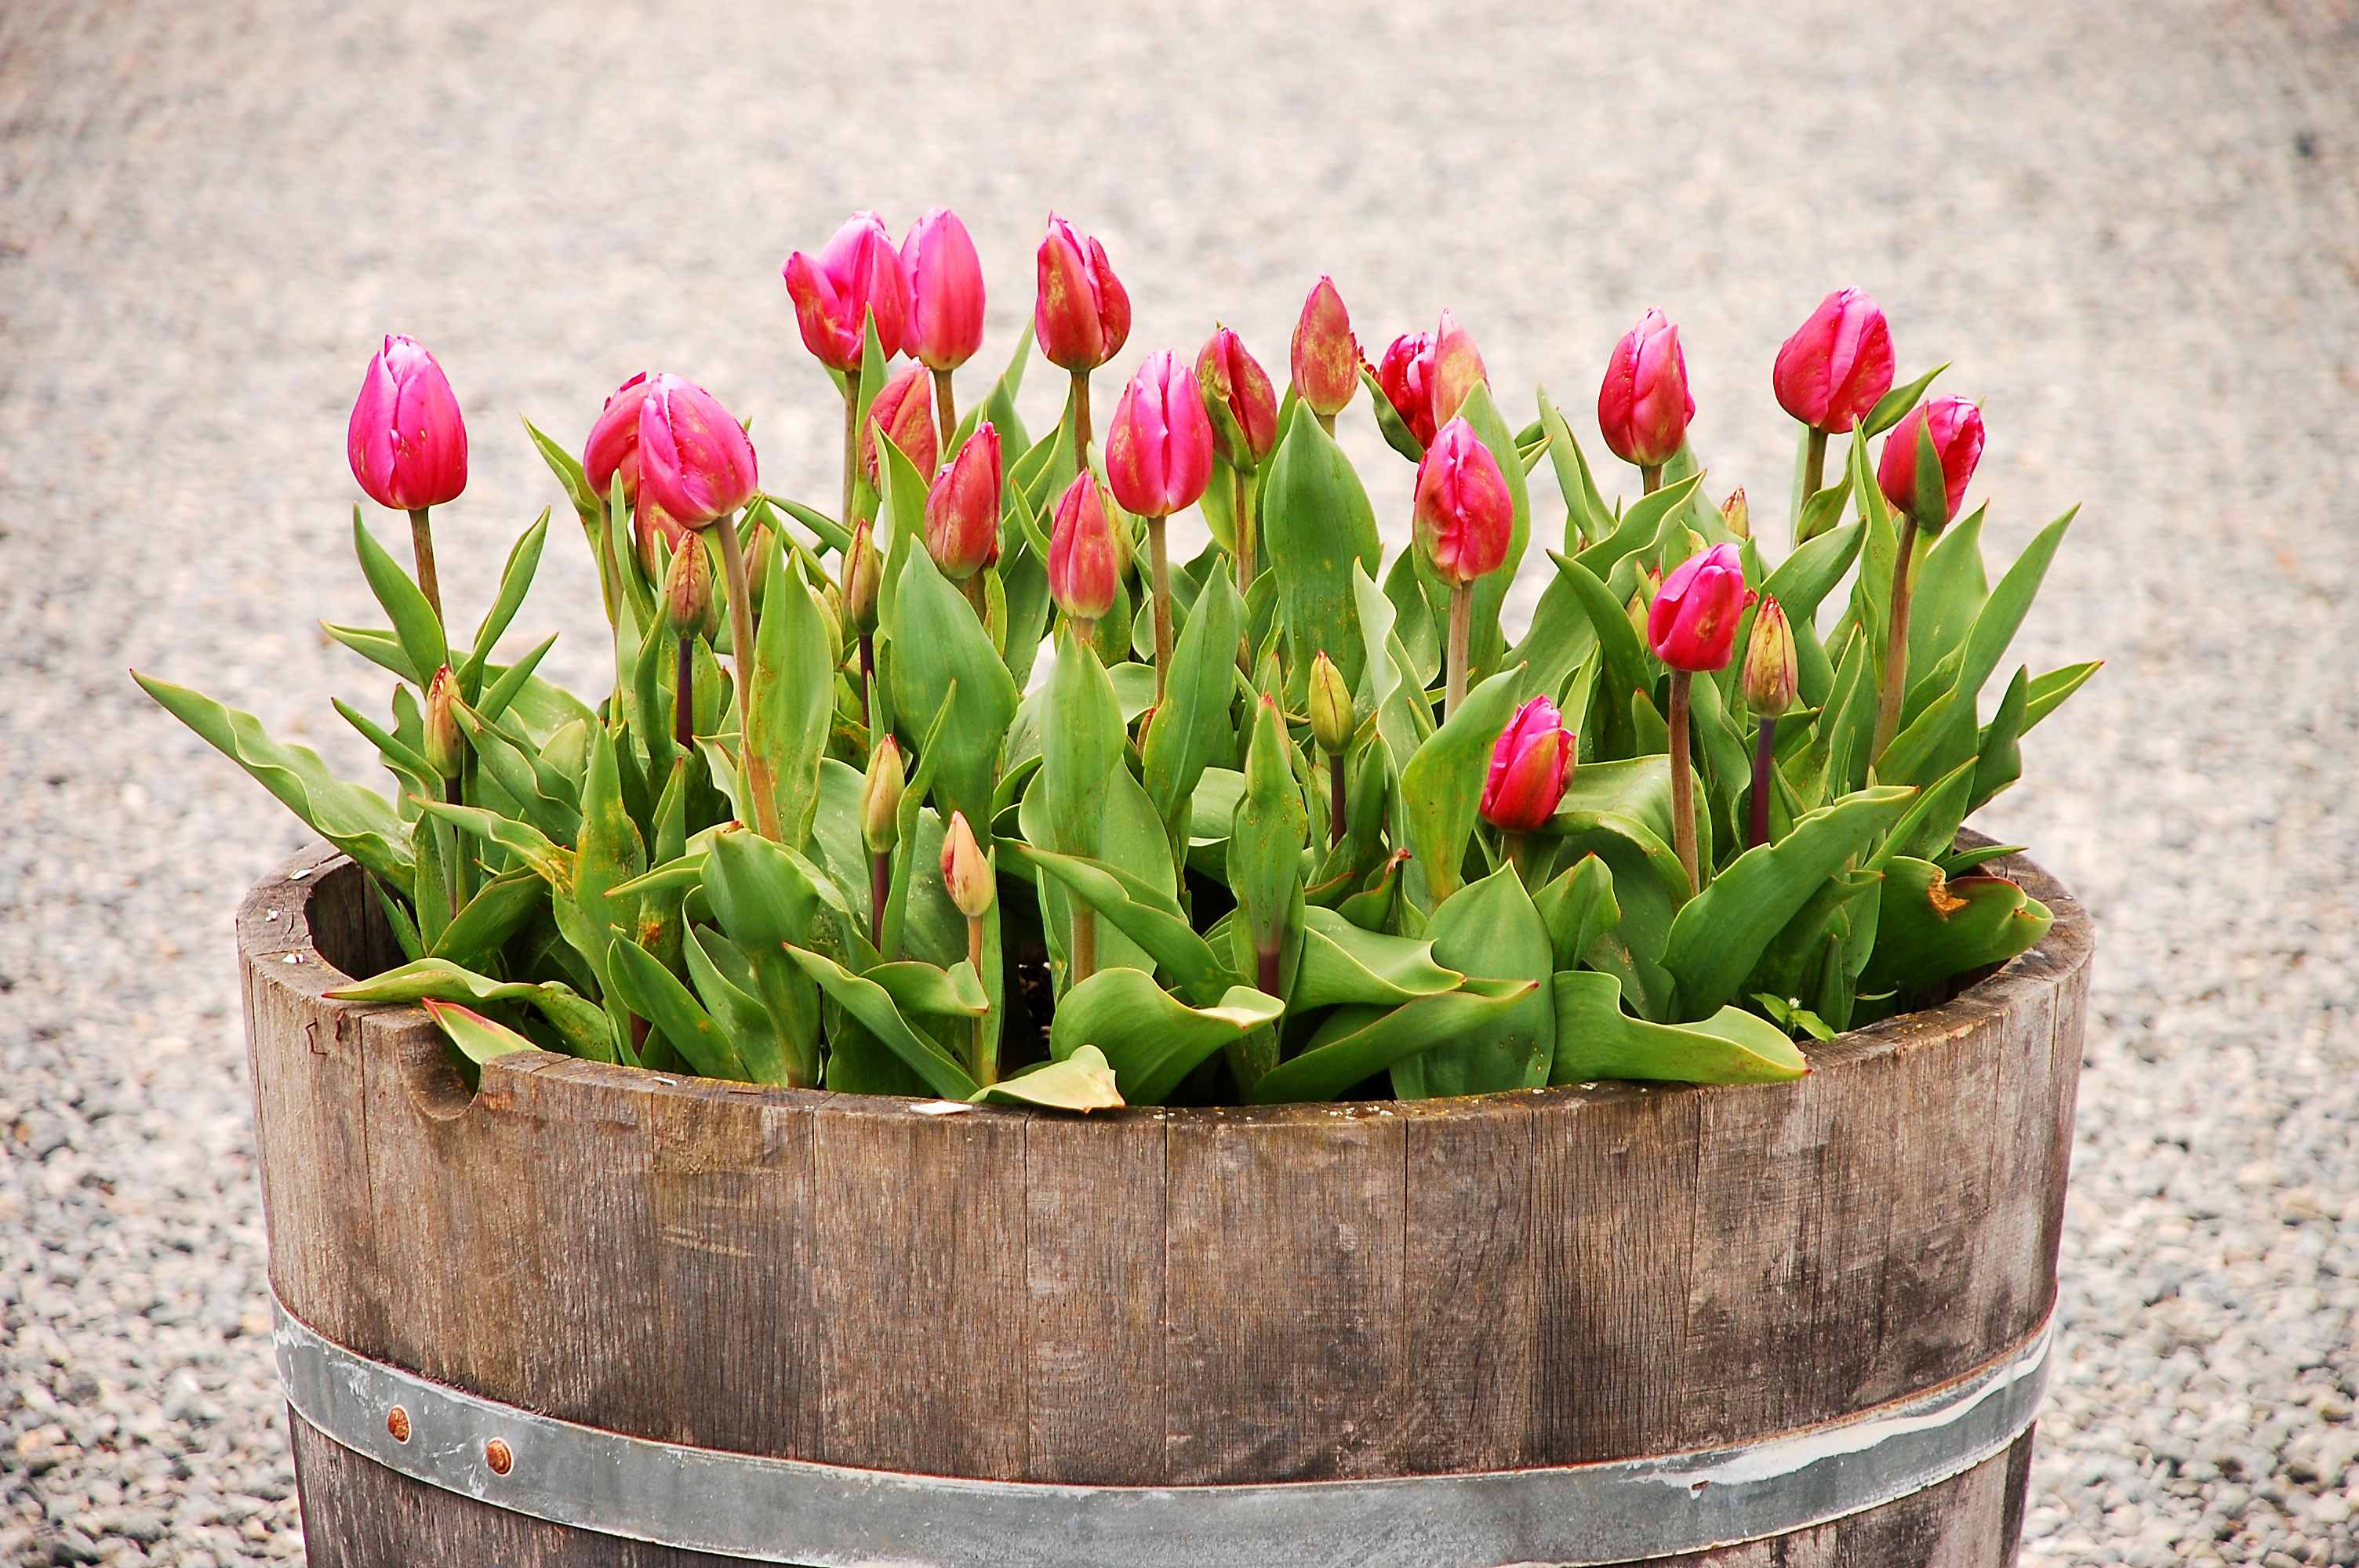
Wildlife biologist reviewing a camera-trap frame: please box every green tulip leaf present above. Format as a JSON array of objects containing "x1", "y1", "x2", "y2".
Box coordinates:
[
  {"x1": 458, "y1": 511, "x2": 551, "y2": 690},
  {"x1": 1452, "y1": 383, "x2": 1535, "y2": 682},
  {"x1": 1860, "y1": 859, "x2": 2054, "y2": 998},
  {"x1": 428, "y1": 867, "x2": 547, "y2": 971},
  {"x1": 1003, "y1": 840, "x2": 1234, "y2": 1005},
  {"x1": 1907, "y1": 505, "x2": 1988, "y2": 677},
  {"x1": 889, "y1": 548, "x2": 1020, "y2": 826},
  {"x1": 1041, "y1": 630, "x2": 1124, "y2": 862},
  {"x1": 1537, "y1": 386, "x2": 1615, "y2": 552},
  {"x1": 865, "y1": 960, "x2": 990, "y2": 1018},
  {"x1": 1392, "y1": 864, "x2": 1554, "y2": 1098},
  {"x1": 2025, "y1": 660, "x2": 2102, "y2": 729},
  {"x1": 1261, "y1": 414, "x2": 1381, "y2": 697},
  {"x1": 971, "y1": 1044, "x2": 1125, "y2": 1112},
  {"x1": 1250, "y1": 979, "x2": 1537, "y2": 1105},
  {"x1": 1143, "y1": 572, "x2": 1245, "y2": 827},
  {"x1": 1292, "y1": 906, "x2": 1463, "y2": 1009},
  {"x1": 350, "y1": 507, "x2": 446, "y2": 685},
  {"x1": 1048, "y1": 968, "x2": 1283, "y2": 1105},
  {"x1": 681, "y1": 925, "x2": 792, "y2": 1085},
  {"x1": 1543, "y1": 551, "x2": 1652, "y2": 760},
  {"x1": 785, "y1": 943, "x2": 980, "y2": 1101},
  {"x1": 1573, "y1": 470, "x2": 1704, "y2": 580},
  {"x1": 1532, "y1": 851, "x2": 1619, "y2": 973},
  {"x1": 1862, "y1": 363, "x2": 1950, "y2": 437},
  {"x1": 1400, "y1": 666, "x2": 1525, "y2": 905},
  {"x1": 422, "y1": 1000, "x2": 539, "y2": 1066},
  {"x1": 607, "y1": 936, "x2": 750, "y2": 1081},
  {"x1": 1550, "y1": 971, "x2": 1807, "y2": 1085}
]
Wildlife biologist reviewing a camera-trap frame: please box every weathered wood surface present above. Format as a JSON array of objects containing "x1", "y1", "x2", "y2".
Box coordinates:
[{"x1": 243, "y1": 838, "x2": 2087, "y2": 1559}]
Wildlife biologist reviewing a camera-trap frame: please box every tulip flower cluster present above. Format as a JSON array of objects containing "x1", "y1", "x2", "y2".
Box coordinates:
[{"x1": 144, "y1": 224, "x2": 2095, "y2": 1116}]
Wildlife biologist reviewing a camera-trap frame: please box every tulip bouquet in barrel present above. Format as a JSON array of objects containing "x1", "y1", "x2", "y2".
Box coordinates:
[{"x1": 139, "y1": 216, "x2": 2097, "y2": 1109}]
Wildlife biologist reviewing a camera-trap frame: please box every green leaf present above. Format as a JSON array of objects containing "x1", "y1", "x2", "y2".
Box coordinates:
[
  {"x1": 979, "y1": 326, "x2": 1034, "y2": 454},
  {"x1": 972, "y1": 1045, "x2": 1124, "y2": 1112},
  {"x1": 351, "y1": 507, "x2": 446, "y2": 685},
  {"x1": 607, "y1": 936, "x2": 751, "y2": 1080},
  {"x1": 1941, "y1": 842, "x2": 2023, "y2": 877},
  {"x1": 1392, "y1": 865, "x2": 1554, "y2": 1098},
  {"x1": 1004, "y1": 840, "x2": 1236, "y2": 1005},
  {"x1": 1741, "y1": 866, "x2": 1881, "y2": 1011},
  {"x1": 1041, "y1": 630, "x2": 1125, "y2": 862},
  {"x1": 1352, "y1": 562, "x2": 1435, "y2": 779},
  {"x1": 1874, "y1": 760, "x2": 1977, "y2": 868},
  {"x1": 1537, "y1": 386, "x2": 1614, "y2": 551},
  {"x1": 429, "y1": 868, "x2": 546, "y2": 970},
  {"x1": 1661, "y1": 785, "x2": 1916, "y2": 1019},
  {"x1": 1452, "y1": 383, "x2": 1535, "y2": 681},
  {"x1": 1229, "y1": 697, "x2": 1310, "y2": 987},
  {"x1": 1544, "y1": 551, "x2": 1651, "y2": 760},
  {"x1": 319, "y1": 622, "x2": 416, "y2": 683},
  {"x1": 422, "y1": 1000, "x2": 539, "y2": 1065},
  {"x1": 866, "y1": 960, "x2": 990, "y2": 1018},
  {"x1": 1907, "y1": 505, "x2": 1987, "y2": 678},
  {"x1": 1250, "y1": 979, "x2": 1536, "y2": 1105},
  {"x1": 1142, "y1": 572, "x2": 1245, "y2": 829},
  {"x1": 679, "y1": 926, "x2": 791, "y2": 1084},
  {"x1": 769, "y1": 495, "x2": 852, "y2": 556},
  {"x1": 750, "y1": 550, "x2": 836, "y2": 848},
  {"x1": 1532, "y1": 852, "x2": 1619, "y2": 971},
  {"x1": 888, "y1": 548, "x2": 1020, "y2": 826},
  {"x1": 1754, "y1": 993, "x2": 1837, "y2": 1042},
  {"x1": 459, "y1": 511, "x2": 551, "y2": 688},
  {"x1": 1259, "y1": 413, "x2": 1381, "y2": 697},
  {"x1": 2025, "y1": 660, "x2": 2102, "y2": 730},
  {"x1": 1048, "y1": 969, "x2": 1283, "y2": 1105},
  {"x1": 1573, "y1": 470, "x2": 1705, "y2": 579},
  {"x1": 521, "y1": 416, "x2": 600, "y2": 522},
  {"x1": 1861, "y1": 859, "x2": 2053, "y2": 996},
  {"x1": 1401, "y1": 666, "x2": 1525, "y2": 904},
  {"x1": 559, "y1": 724, "x2": 645, "y2": 1002},
  {"x1": 1862, "y1": 362, "x2": 1949, "y2": 437},
  {"x1": 1360, "y1": 362, "x2": 1427, "y2": 462},
  {"x1": 135, "y1": 673, "x2": 415, "y2": 887},
  {"x1": 1541, "y1": 757, "x2": 1688, "y2": 906},
  {"x1": 1762, "y1": 521, "x2": 1865, "y2": 624},
  {"x1": 1946, "y1": 506, "x2": 2078, "y2": 717},
  {"x1": 703, "y1": 827, "x2": 825, "y2": 1085},
  {"x1": 1291, "y1": 906, "x2": 1463, "y2": 1008},
  {"x1": 1550, "y1": 971, "x2": 1807, "y2": 1084},
  {"x1": 787, "y1": 944, "x2": 981, "y2": 1100},
  {"x1": 327, "y1": 957, "x2": 614, "y2": 1062}
]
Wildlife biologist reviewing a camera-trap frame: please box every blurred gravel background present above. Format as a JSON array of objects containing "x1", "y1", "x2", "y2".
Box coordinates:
[{"x1": 3, "y1": 1, "x2": 2357, "y2": 1563}]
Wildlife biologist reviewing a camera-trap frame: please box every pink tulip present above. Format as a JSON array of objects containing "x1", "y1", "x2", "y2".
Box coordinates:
[
  {"x1": 1774, "y1": 288, "x2": 1896, "y2": 434},
  {"x1": 1105, "y1": 351, "x2": 1214, "y2": 518},
  {"x1": 1647, "y1": 543, "x2": 1753, "y2": 673},
  {"x1": 925, "y1": 422, "x2": 1001, "y2": 579},
  {"x1": 635, "y1": 375, "x2": 758, "y2": 528},
  {"x1": 1412, "y1": 418, "x2": 1514, "y2": 587},
  {"x1": 584, "y1": 372, "x2": 652, "y2": 505},
  {"x1": 1598, "y1": 308, "x2": 1694, "y2": 470},
  {"x1": 1876, "y1": 396, "x2": 1985, "y2": 530},
  {"x1": 859, "y1": 366, "x2": 938, "y2": 487},
  {"x1": 1196, "y1": 327, "x2": 1280, "y2": 470},
  {"x1": 782, "y1": 212, "x2": 912, "y2": 373},
  {"x1": 1481, "y1": 695, "x2": 1573, "y2": 834},
  {"x1": 941, "y1": 811, "x2": 994, "y2": 917},
  {"x1": 1428, "y1": 309, "x2": 1488, "y2": 428},
  {"x1": 900, "y1": 208, "x2": 987, "y2": 373},
  {"x1": 1048, "y1": 471, "x2": 1120, "y2": 623},
  {"x1": 347, "y1": 334, "x2": 467, "y2": 510},
  {"x1": 1376, "y1": 332, "x2": 1438, "y2": 449},
  {"x1": 1033, "y1": 214, "x2": 1131, "y2": 373},
  {"x1": 1289, "y1": 276, "x2": 1358, "y2": 418}
]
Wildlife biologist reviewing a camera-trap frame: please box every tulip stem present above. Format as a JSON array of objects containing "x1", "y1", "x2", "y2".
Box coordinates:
[
  {"x1": 1147, "y1": 516, "x2": 1174, "y2": 704},
  {"x1": 857, "y1": 632, "x2": 875, "y2": 739},
  {"x1": 407, "y1": 508, "x2": 444, "y2": 626},
  {"x1": 968, "y1": 914, "x2": 994, "y2": 1088},
  {"x1": 1070, "y1": 906, "x2": 1097, "y2": 991},
  {"x1": 1070, "y1": 371, "x2": 1093, "y2": 460},
  {"x1": 1232, "y1": 463, "x2": 1256, "y2": 591},
  {"x1": 1641, "y1": 466, "x2": 1663, "y2": 496},
  {"x1": 1750, "y1": 716, "x2": 1778, "y2": 851},
  {"x1": 712, "y1": 510, "x2": 782, "y2": 840},
  {"x1": 1445, "y1": 582, "x2": 1472, "y2": 719},
  {"x1": 442, "y1": 775, "x2": 465, "y2": 921},
  {"x1": 1668, "y1": 670, "x2": 1699, "y2": 895},
  {"x1": 1329, "y1": 750, "x2": 1347, "y2": 850},
  {"x1": 841, "y1": 381, "x2": 860, "y2": 536},
  {"x1": 1504, "y1": 831, "x2": 1534, "y2": 884},
  {"x1": 871, "y1": 851, "x2": 890, "y2": 953},
  {"x1": 1800, "y1": 429, "x2": 1829, "y2": 525},
  {"x1": 1258, "y1": 943, "x2": 1281, "y2": 1000},
  {"x1": 674, "y1": 638, "x2": 694, "y2": 752},
  {"x1": 1871, "y1": 517, "x2": 1921, "y2": 766},
  {"x1": 1316, "y1": 412, "x2": 1336, "y2": 437},
  {"x1": 932, "y1": 369, "x2": 958, "y2": 463}
]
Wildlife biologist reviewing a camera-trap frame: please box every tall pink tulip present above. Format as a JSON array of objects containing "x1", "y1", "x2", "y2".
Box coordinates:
[
  {"x1": 1414, "y1": 417, "x2": 1514, "y2": 718},
  {"x1": 1106, "y1": 350, "x2": 1212, "y2": 700},
  {"x1": 1034, "y1": 213, "x2": 1130, "y2": 374},
  {"x1": 1290, "y1": 276, "x2": 1358, "y2": 421},
  {"x1": 781, "y1": 212, "x2": 911, "y2": 372},
  {"x1": 1598, "y1": 308, "x2": 1693, "y2": 481},
  {"x1": 900, "y1": 208, "x2": 985, "y2": 372},
  {"x1": 1376, "y1": 331, "x2": 1438, "y2": 450},
  {"x1": 1876, "y1": 396, "x2": 1983, "y2": 532},
  {"x1": 348, "y1": 333, "x2": 467, "y2": 622},
  {"x1": 1196, "y1": 328, "x2": 1279, "y2": 472},
  {"x1": 1428, "y1": 310, "x2": 1488, "y2": 428},
  {"x1": 925, "y1": 423, "x2": 1002, "y2": 583},
  {"x1": 585, "y1": 371, "x2": 687, "y2": 583},
  {"x1": 636, "y1": 375, "x2": 758, "y2": 528},
  {"x1": 1774, "y1": 288, "x2": 1895, "y2": 435},
  {"x1": 1048, "y1": 471, "x2": 1120, "y2": 626},
  {"x1": 1648, "y1": 543, "x2": 1753, "y2": 895},
  {"x1": 1481, "y1": 695, "x2": 1573, "y2": 836}
]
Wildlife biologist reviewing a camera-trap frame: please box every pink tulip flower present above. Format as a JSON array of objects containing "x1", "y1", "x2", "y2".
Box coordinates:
[
  {"x1": 1481, "y1": 696, "x2": 1574, "y2": 833},
  {"x1": 1774, "y1": 288, "x2": 1896, "y2": 434},
  {"x1": 1034, "y1": 213, "x2": 1131, "y2": 373},
  {"x1": 901, "y1": 208, "x2": 986, "y2": 373},
  {"x1": 1105, "y1": 351, "x2": 1214, "y2": 518},
  {"x1": 1647, "y1": 543, "x2": 1754, "y2": 673},
  {"x1": 635, "y1": 374, "x2": 758, "y2": 528},
  {"x1": 1412, "y1": 417, "x2": 1514, "y2": 587},
  {"x1": 782, "y1": 212, "x2": 912, "y2": 372},
  {"x1": 1598, "y1": 308, "x2": 1694, "y2": 470},
  {"x1": 347, "y1": 334, "x2": 467, "y2": 510}
]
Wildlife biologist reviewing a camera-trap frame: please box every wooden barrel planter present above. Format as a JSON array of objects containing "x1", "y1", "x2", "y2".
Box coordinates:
[{"x1": 239, "y1": 840, "x2": 2090, "y2": 1567}]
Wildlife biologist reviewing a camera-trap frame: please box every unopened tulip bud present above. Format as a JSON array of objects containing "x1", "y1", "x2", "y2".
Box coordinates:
[
  {"x1": 862, "y1": 736, "x2": 905, "y2": 853},
  {"x1": 1773, "y1": 288, "x2": 1896, "y2": 435},
  {"x1": 942, "y1": 810, "x2": 994, "y2": 917},
  {"x1": 900, "y1": 208, "x2": 986, "y2": 373},
  {"x1": 925, "y1": 423, "x2": 1002, "y2": 579},
  {"x1": 1626, "y1": 588, "x2": 1651, "y2": 638},
  {"x1": 1743, "y1": 596, "x2": 1799, "y2": 716},
  {"x1": 1307, "y1": 652, "x2": 1354, "y2": 757},
  {"x1": 1196, "y1": 327, "x2": 1279, "y2": 470},
  {"x1": 347, "y1": 335, "x2": 467, "y2": 511},
  {"x1": 1048, "y1": 471, "x2": 1120, "y2": 624},
  {"x1": 1290, "y1": 276, "x2": 1358, "y2": 418},
  {"x1": 1412, "y1": 418, "x2": 1514, "y2": 587},
  {"x1": 1376, "y1": 332, "x2": 1438, "y2": 450},
  {"x1": 584, "y1": 372, "x2": 652, "y2": 508},
  {"x1": 860, "y1": 367, "x2": 937, "y2": 487},
  {"x1": 1481, "y1": 695, "x2": 1573, "y2": 834},
  {"x1": 782, "y1": 211, "x2": 912, "y2": 372},
  {"x1": 1721, "y1": 487, "x2": 1750, "y2": 540},
  {"x1": 1107, "y1": 351, "x2": 1215, "y2": 518},
  {"x1": 1876, "y1": 396, "x2": 1984, "y2": 532},
  {"x1": 423, "y1": 665, "x2": 464, "y2": 779},
  {"x1": 1034, "y1": 213, "x2": 1131, "y2": 373},
  {"x1": 1598, "y1": 308, "x2": 1694, "y2": 470},
  {"x1": 843, "y1": 520, "x2": 881, "y2": 634},
  {"x1": 1428, "y1": 309, "x2": 1488, "y2": 427},
  {"x1": 660, "y1": 535, "x2": 718, "y2": 642},
  {"x1": 636, "y1": 374, "x2": 758, "y2": 528},
  {"x1": 1647, "y1": 543, "x2": 1754, "y2": 673}
]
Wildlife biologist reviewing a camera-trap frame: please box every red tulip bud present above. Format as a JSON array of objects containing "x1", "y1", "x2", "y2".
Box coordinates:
[
  {"x1": 1376, "y1": 332, "x2": 1438, "y2": 450},
  {"x1": 1598, "y1": 308, "x2": 1694, "y2": 469},
  {"x1": 584, "y1": 371, "x2": 652, "y2": 507},
  {"x1": 843, "y1": 520, "x2": 882, "y2": 634},
  {"x1": 347, "y1": 335, "x2": 467, "y2": 511},
  {"x1": 1773, "y1": 288, "x2": 1896, "y2": 435},
  {"x1": 422, "y1": 665, "x2": 464, "y2": 779},
  {"x1": 1033, "y1": 213, "x2": 1131, "y2": 373},
  {"x1": 925, "y1": 422, "x2": 1002, "y2": 580},
  {"x1": 1048, "y1": 471, "x2": 1121, "y2": 623},
  {"x1": 1876, "y1": 396, "x2": 1984, "y2": 532},
  {"x1": 1412, "y1": 418, "x2": 1514, "y2": 587},
  {"x1": 1743, "y1": 595, "x2": 1799, "y2": 715},
  {"x1": 1481, "y1": 695, "x2": 1573, "y2": 833},
  {"x1": 1646, "y1": 543, "x2": 1754, "y2": 673},
  {"x1": 942, "y1": 810, "x2": 995, "y2": 917},
  {"x1": 782, "y1": 211, "x2": 912, "y2": 372},
  {"x1": 1195, "y1": 327, "x2": 1280, "y2": 470},
  {"x1": 1289, "y1": 276, "x2": 1358, "y2": 418},
  {"x1": 900, "y1": 207, "x2": 986, "y2": 373},
  {"x1": 635, "y1": 374, "x2": 758, "y2": 528},
  {"x1": 660, "y1": 534, "x2": 718, "y2": 643},
  {"x1": 1721, "y1": 486, "x2": 1750, "y2": 540},
  {"x1": 860, "y1": 367, "x2": 938, "y2": 488},
  {"x1": 1429, "y1": 309, "x2": 1488, "y2": 428},
  {"x1": 1105, "y1": 350, "x2": 1215, "y2": 519}
]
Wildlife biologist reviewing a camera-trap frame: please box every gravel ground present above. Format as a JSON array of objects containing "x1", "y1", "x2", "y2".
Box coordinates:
[{"x1": 3, "y1": 2, "x2": 2357, "y2": 1563}]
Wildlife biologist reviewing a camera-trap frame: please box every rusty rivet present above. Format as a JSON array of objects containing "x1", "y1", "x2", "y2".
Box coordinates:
[
  {"x1": 385, "y1": 1405, "x2": 410, "y2": 1443},
  {"x1": 485, "y1": 1437, "x2": 514, "y2": 1475}
]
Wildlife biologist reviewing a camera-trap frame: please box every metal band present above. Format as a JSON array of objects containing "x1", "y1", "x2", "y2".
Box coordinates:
[{"x1": 277, "y1": 1296, "x2": 2051, "y2": 1567}]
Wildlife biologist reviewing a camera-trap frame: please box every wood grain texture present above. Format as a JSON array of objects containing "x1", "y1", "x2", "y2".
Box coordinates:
[{"x1": 242, "y1": 844, "x2": 2091, "y2": 1562}]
